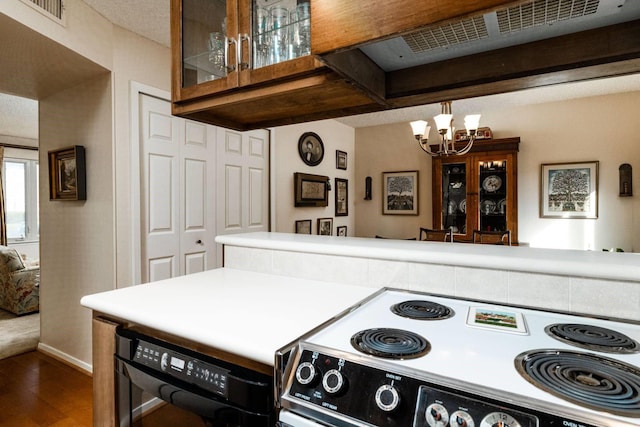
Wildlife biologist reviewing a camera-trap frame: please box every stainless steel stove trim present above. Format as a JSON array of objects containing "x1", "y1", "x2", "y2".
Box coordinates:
[
  {"x1": 274, "y1": 288, "x2": 387, "y2": 409},
  {"x1": 280, "y1": 341, "x2": 640, "y2": 427}
]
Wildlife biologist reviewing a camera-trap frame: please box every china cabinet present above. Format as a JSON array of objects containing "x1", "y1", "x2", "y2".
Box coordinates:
[
  {"x1": 171, "y1": 0, "x2": 380, "y2": 130},
  {"x1": 431, "y1": 137, "x2": 519, "y2": 244}
]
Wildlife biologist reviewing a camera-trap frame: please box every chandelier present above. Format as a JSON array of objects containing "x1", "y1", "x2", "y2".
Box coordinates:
[{"x1": 410, "y1": 101, "x2": 481, "y2": 157}]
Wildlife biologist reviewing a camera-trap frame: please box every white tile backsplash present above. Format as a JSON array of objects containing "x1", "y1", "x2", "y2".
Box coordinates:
[
  {"x1": 223, "y1": 245, "x2": 640, "y2": 321},
  {"x1": 507, "y1": 271, "x2": 571, "y2": 311}
]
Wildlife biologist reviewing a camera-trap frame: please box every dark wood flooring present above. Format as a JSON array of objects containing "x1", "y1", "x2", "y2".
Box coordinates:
[{"x1": 0, "y1": 351, "x2": 93, "y2": 426}]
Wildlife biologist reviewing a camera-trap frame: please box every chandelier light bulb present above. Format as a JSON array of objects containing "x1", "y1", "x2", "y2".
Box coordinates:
[
  {"x1": 410, "y1": 120, "x2": 429, "y2": 138},
  {"x1": 464, "y1": 114, "x2": 481, "y2": 132},
  {"x1": 434, "y1": 113, "x2": 453, "y2": 132}
]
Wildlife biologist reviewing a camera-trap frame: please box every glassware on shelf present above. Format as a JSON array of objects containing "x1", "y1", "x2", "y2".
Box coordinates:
[
  {"x1": 270, "y1": 6, "x2": 289, "y2": 64},
  {"x1": 208, "y1": 32, "x2": 227, "y2": 79},
  {"x1": 253, "y1": 5, "x2": 271, "y2": 68},
  {"x1": 290, "y1": 2, "x2": 310, "y2": 58}
]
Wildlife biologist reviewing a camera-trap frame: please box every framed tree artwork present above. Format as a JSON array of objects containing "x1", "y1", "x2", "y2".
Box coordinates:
[
  {"x1": 541, "y1": 161, "x2": 598, "y2": 218},
  {"x1": 382, "y1": 171, "x2": 418, "y2": 215}
]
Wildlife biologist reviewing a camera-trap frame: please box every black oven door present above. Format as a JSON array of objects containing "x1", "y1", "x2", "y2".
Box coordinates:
[{"x1": 116, "y1": 358, "x2": 273, "y2": 427}]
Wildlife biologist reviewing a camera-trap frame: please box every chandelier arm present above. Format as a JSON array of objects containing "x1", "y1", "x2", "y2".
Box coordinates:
[
  {"x1": 417, "y1": 137, "x2": 439, "y2": 157},
  {"x1": 455, "y1": 135, "x2": 476, "y2": 156}
]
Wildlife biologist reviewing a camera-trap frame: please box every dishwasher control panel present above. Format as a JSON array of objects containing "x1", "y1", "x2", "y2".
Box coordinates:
[{"x1": 133, "y1": 339, "x2": 229, "y2": 397}]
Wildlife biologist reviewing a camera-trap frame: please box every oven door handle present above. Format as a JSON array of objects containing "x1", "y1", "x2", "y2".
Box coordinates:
[{"x1": 117, "y1": 358, "x2": 235, "y2": 420}]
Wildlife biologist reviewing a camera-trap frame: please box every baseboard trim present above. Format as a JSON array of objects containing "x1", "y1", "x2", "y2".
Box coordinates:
[{"x1": 37, "y1": 343, "x2": 93, "y2": 375}]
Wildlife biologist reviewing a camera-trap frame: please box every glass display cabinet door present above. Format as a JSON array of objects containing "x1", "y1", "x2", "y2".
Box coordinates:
[
  {"x1": 252, "y1": 0, "x2": 311, "y2": 69},
  {"x1": 441, "y1": 162, "x2": 468, "y2": 236},
  {"x1": 478, "y1": 158, "x2": 508, "y2": 232},
  {"x1": 181, "y1": 0, "x2": 233, "y2": 88}
]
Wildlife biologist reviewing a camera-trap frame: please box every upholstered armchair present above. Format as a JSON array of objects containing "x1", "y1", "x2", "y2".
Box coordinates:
[{"x1": 0, "y1": 246, "x2": 39, "y2": 315}]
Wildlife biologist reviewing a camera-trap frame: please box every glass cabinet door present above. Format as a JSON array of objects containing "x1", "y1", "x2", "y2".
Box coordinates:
[
  {"x1": 441, "y1": 162, "x2": 468, "y2": 236},
  {"x1": 181, "y1": 0, "x2": 230, "y2": 87},
  {"x1": 478, "y1": 158, "x2": 508, "y2": 232},
  {"x1": 252, "y1": 0, "x2": 311, "y2": 69}
]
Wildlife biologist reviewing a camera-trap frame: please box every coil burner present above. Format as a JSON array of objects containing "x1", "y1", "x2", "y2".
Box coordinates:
[
  {"x1": 515, "y1": 349, "x2": 640, "y2": 417},
  {"x1": 546, "y1": 323, "x2": 640, "y2": 354},
  {"x1": 351, "y1": 328, "x2": 430, "y2": 360},
  {"x1": 390, "y1": 300, "x2": 454, "y2": 320}
]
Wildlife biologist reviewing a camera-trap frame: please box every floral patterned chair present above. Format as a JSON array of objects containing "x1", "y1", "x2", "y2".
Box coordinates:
[{"x1": 0, "y1": 246, "x2": 39, "y2": 315}]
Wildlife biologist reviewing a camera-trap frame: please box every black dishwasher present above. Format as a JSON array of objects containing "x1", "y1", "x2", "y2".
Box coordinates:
[{"x1": 115, "y1": 327, "x2": 275, "y2": 426}]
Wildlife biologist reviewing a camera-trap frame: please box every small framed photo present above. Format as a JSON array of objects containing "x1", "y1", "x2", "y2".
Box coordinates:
[
  {"x1": 383, "y1": 171, "x2": 418, "y2": 215},
  {"x1": 295, "y1": 219, "x2": 312, "y2": 234},
  {"x1": 335, "y1": 178, "x2": 348, "y2": 216},
  {"x1": 337, "y1": 225, "x2": 347, "y2": 236},
  {"x1": 541, "y1": 161, "x2": 598, "y2": 219},
  {"x1": 294, "y1": 172, "x2": 329, "y2": 207},
  {"x1": 317, "y1": 218, "x2": 333, "y2": 235},
  {"x1": 48, "y1": 145, "x2": 86, "y2": 201},
  {"x1": 298, "y1": 132, "x2": 324, "y2": 166},
  {"x1": 466, "y1": 307, "x2": 528, "y2": 335},
  {"x1": 336, "y1": 150, "x2": 347, "y2": 170}
]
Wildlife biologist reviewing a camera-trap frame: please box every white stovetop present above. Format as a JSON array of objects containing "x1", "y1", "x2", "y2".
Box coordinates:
[
  {"x1": 80, "y1": 268, "x2": 377, "y2": 366},
  {"x1": 301, "y1": 289, "x2": 640, "y2": 424}
]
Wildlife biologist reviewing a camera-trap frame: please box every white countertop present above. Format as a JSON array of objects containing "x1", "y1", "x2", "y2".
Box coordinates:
[
  {"x1": 80, "y1": 268, "x2": 377, "y2": 367},
  {"x1": 216, "y1": 232, "x2": 640, "y2": 282}
]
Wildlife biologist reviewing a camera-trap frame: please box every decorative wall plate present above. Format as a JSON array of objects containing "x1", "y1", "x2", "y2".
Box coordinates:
[
  {"x1": 482, "y1": 175, "x2": 502, "y2": 192},
  {"x1": 298, "y1": 132, "x2": 324, "y2": 166}
]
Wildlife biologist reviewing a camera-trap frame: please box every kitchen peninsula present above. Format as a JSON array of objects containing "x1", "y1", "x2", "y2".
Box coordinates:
[{"x1": 80, "y1": 268, "x2": 376, "y2": 426}]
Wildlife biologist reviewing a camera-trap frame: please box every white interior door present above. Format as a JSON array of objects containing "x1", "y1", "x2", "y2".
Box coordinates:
[
  {"x1": 140, "y1": 94, "x2": 216, "y2": 283},
  {"x1": 216, "y1": 128, "x2": 270, "y2": 265}
]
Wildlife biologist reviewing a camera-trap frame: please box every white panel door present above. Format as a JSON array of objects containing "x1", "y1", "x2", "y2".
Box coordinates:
[
  {"x1": 180, "y1": 121, "x2": 216, "y2": 275},
  {"x1": 140, "y1": 94, "x2": 217, "y2": 282},
  {"x1": 141, "y1": 94, "x2": 180, "y2": 282},
  {"x1": 216, "y1": 128, "x2": 270, "y2": 265}
]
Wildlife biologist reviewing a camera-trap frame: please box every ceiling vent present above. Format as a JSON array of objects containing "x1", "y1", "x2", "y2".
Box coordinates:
[
  {"x1": 497, "y1": 0, "x2": 600, "y2": 33},
  {"x1": 21, "y1": 0, "x2": 64, "y2": 21},
  {"x1": 403, "y1": 16, "x2": 489, "y2": 54}
]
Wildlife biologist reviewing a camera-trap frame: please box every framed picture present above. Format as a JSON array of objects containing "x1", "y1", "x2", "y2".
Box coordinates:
[
  {"x1": 48, "y1": 145, "x2": 86, "y2": 201},
  {"x1": 337, "y1": 225, "x2": 347, "y2": 236},
  {"x1": 383, "y1": 171, "x2": 418, "y2": 215},
  {"x1": 298, "y1": 132, "x2": 324, "y2": 166},
  {"x1": 317, "y1": 218, "x2": 333, "y2": 235},
  {"x1": 466, "y1": 307, "x2": 528, "y2": 335},
  {"x1": 335, "y1": 178, "x2": 348, "y2": 216},
  {"x1": 541, "y1": 161, "x2": 598, "y2": 219},
  {"x1": 295, "y1": 219, "x2": 312, "y2": 234},
  {"x1": 294, "y1": 173, "x2": 329, "y2": 207},
  {"x1": 336, "y1": 150, "x2": 347, "y2": 170}
]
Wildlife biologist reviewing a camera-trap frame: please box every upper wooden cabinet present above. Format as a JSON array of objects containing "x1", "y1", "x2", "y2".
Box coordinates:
[
  {"x1": 431, "y1": 138, "x2": 520, "y2": 244},
  {"x1": 170, "y1": 0, "x2": 381, "y2": 130}
]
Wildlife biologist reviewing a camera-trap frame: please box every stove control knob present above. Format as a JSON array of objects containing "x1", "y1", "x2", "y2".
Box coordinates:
[
  {"x1": 295, "y1": 362, "x2": 318, "y2": 386},
  {"x1": 425, "y1": 403, "x2": 449, "y2": 426},
  {"x1": 450, "y1": 410, "x2": 474, "y2": 427},
  {"x1": 375, "y1": 384, "x2": 400, "y2": 412},
  {"x1": 322, "y1": 369, "x2": 346, "y2": 394}
]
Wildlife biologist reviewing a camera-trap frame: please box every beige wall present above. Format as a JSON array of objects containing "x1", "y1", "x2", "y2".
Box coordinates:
[
  {"x1": 4, "y1": 1, "x2": 171, "y2": 368},
  {"x1": 273, "y1": 120, "x2": 355, "y2": 235},
  {"x1": 112, "y1": 27, "x2": 171, "y2": 289},
  {"x1": 39, "y1": 74, "x2": 113, "y2": 367},
  {"x1": 354, "y1": 91, "x2": 640, "y2": 252}
]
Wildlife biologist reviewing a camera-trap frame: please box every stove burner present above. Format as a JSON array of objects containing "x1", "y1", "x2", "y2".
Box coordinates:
[
  {"x1": 390, "y1": 300, "x2": 454, "y2": 320},
  {"x1": 351, "y1": 328, "x2": 430, "y2": 360},
  {"x1": 515, "y1": 350, "x2": 640, "y2": 417},
  {"x1": 546, "y1": 323, "x2": 640, "y2": 354}
]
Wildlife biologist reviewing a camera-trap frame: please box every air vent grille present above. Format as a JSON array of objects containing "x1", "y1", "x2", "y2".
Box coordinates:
[
  {"x1": 497, "y1": 0, "x2": 599, "y2": 33},
  {"x1": 24, "y1": 0, "x2": 64, "y2": 20},
  {"x1": 402, "y1": 16, "x2": 488, "y2": 54}
]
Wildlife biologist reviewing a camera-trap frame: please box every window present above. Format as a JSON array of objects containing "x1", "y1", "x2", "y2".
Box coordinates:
[{"x1": 3, "y1": 158, "x2": 39, "y2": 242}]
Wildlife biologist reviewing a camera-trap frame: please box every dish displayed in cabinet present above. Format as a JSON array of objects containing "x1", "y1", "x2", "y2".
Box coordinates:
[
  {"x1": 459, "y1": 199, "x2": 466, "y2": 213},
  {"x1": 480, "y1": 199, "x2": 496, "y2": 214},
  {"x1": 498, "y1": 198, "x2": 506, "y2": 214},
  {"x1": 482, "y1": 175, "x2": 502, "y2": 192}
]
